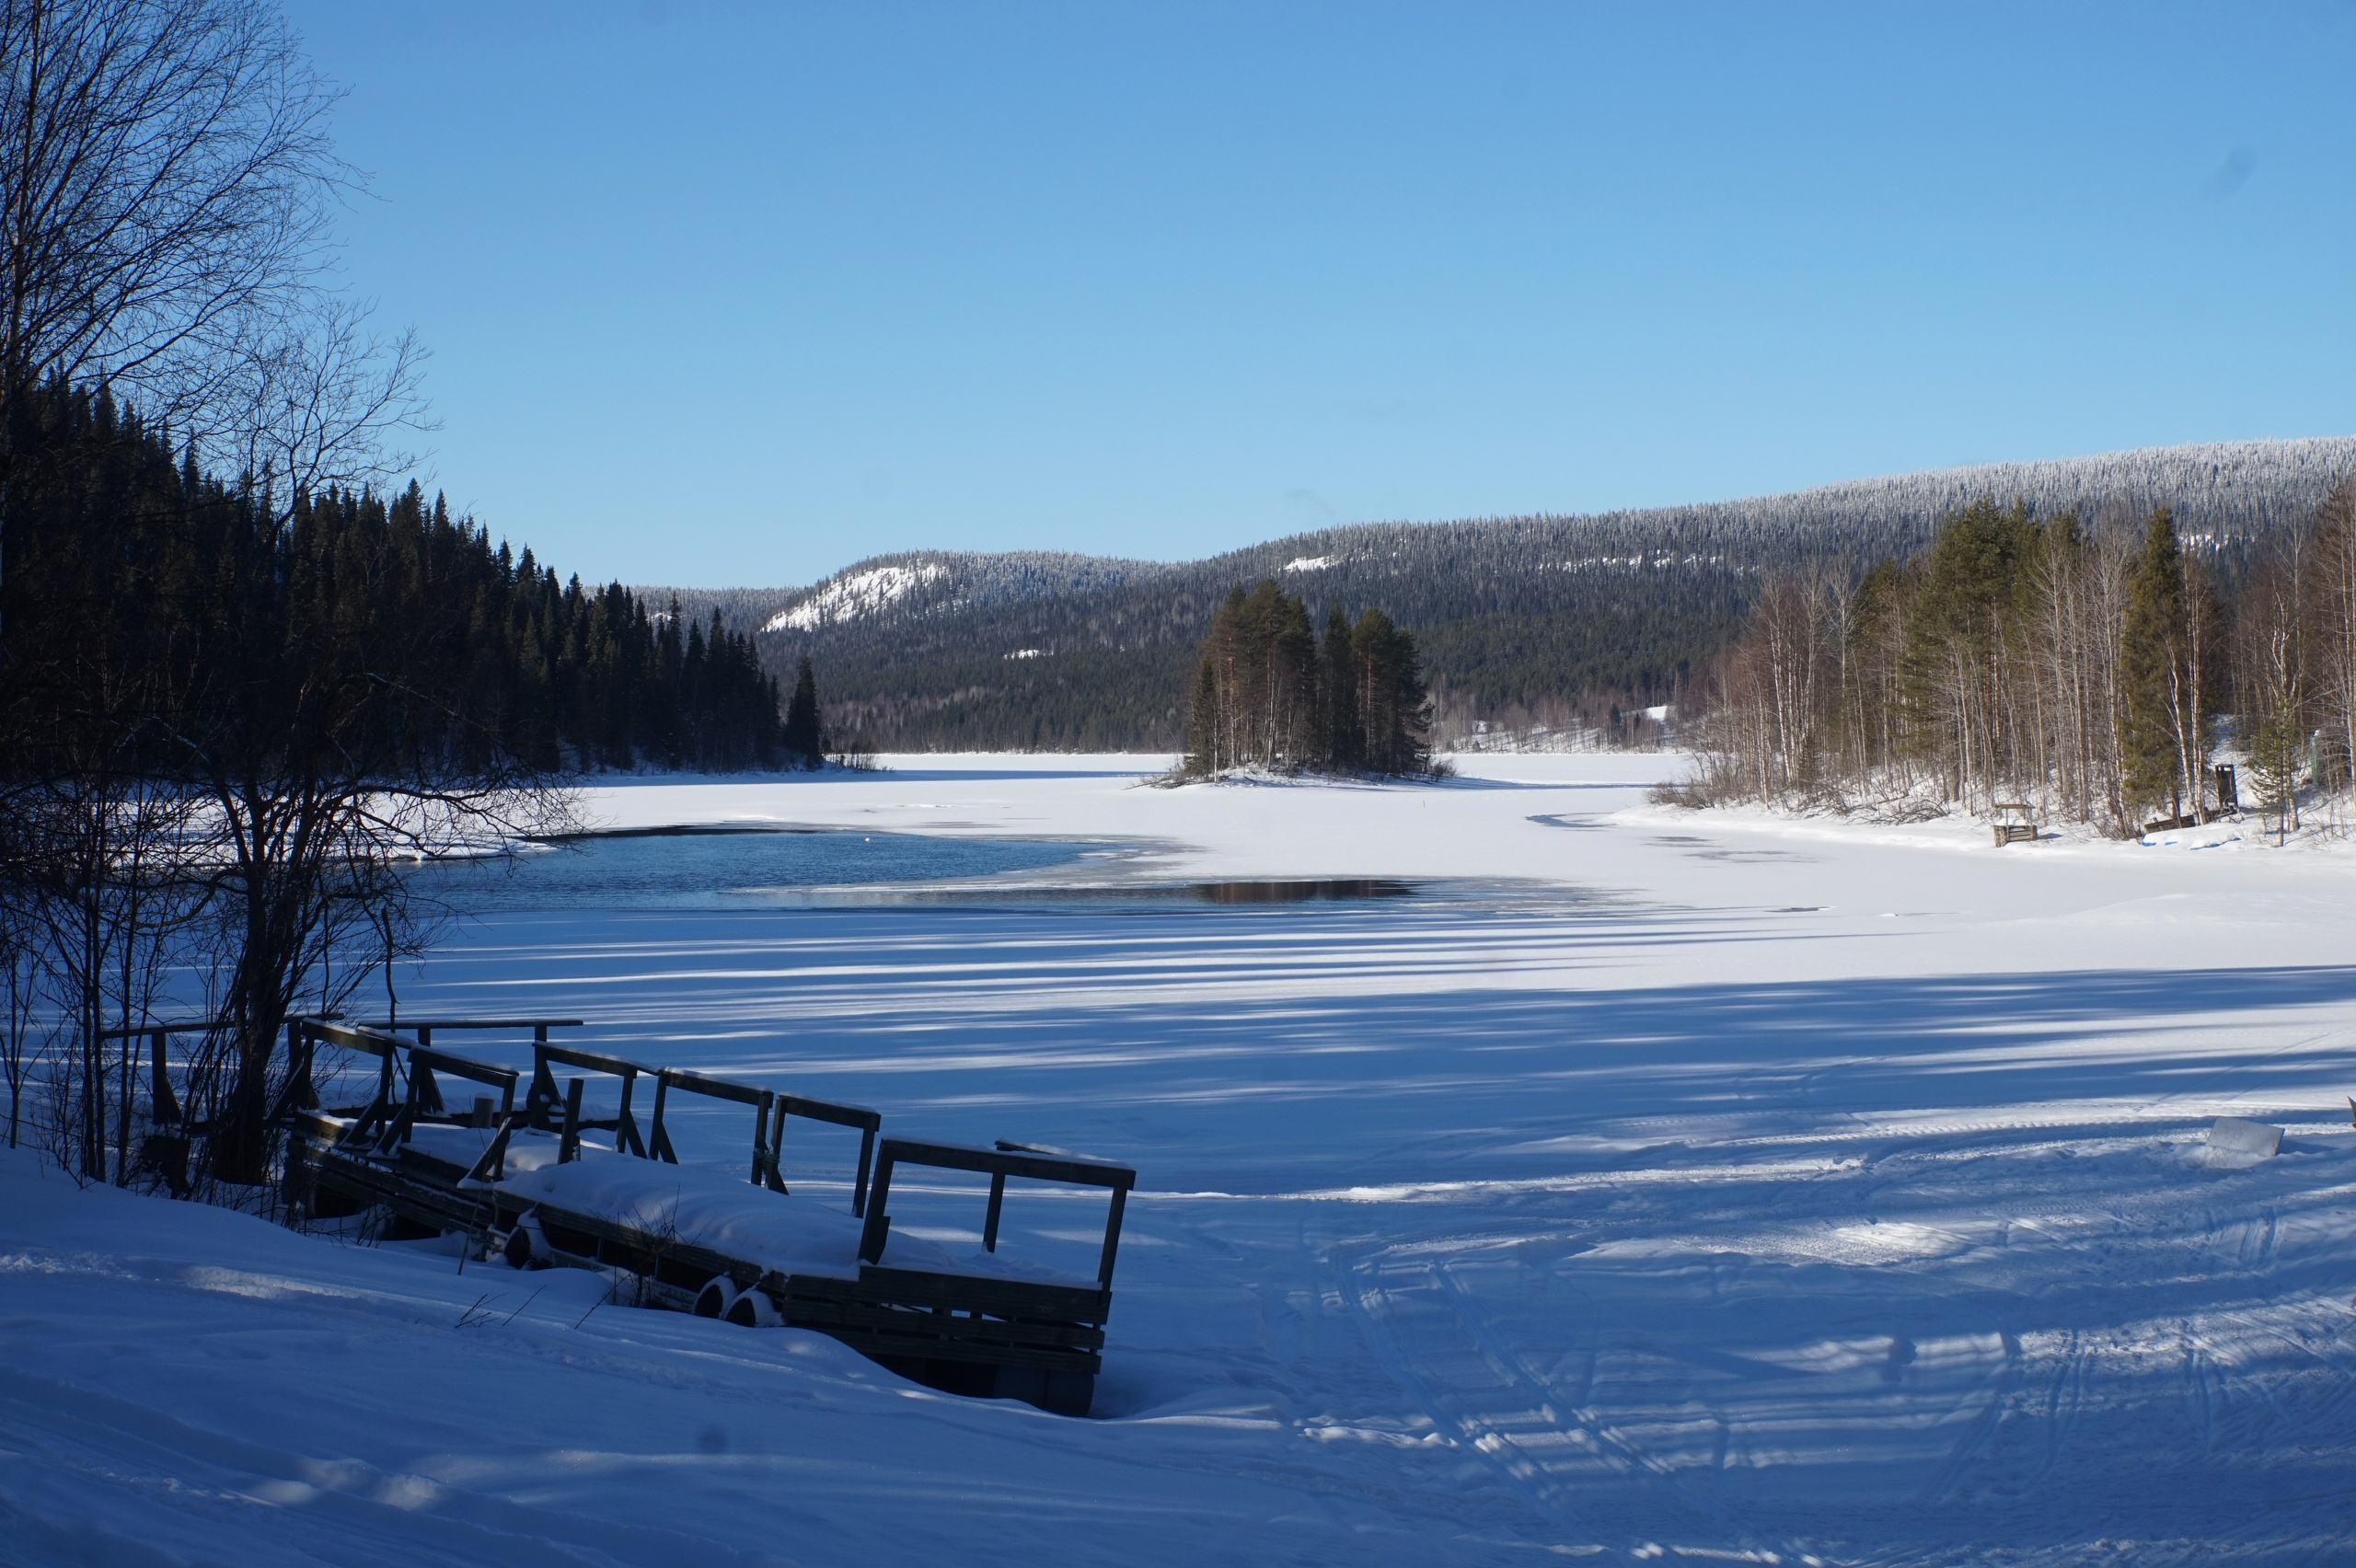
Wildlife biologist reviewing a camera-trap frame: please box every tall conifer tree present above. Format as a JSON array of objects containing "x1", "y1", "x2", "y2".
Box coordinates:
[
  {"x1": 2118, "y1": 508, "x2": 2214, "y2": 818},
  {"x1": 1321, "y1": 605, "x2": 1362, "y2": 771},
  {"x1": 781, "y1": 651, "x2": 826, "y2": 770}
]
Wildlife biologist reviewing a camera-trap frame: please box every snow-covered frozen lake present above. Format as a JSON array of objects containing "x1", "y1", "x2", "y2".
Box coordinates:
[{"x1": 8, "y1": 752, "x2": 2356, "y2": 1564}]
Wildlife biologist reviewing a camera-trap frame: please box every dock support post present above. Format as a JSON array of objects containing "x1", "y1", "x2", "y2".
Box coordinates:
[
  {"x1": 858, "y1": 1151, "x2": 896, "y2": 1264},
  {"x1": 851, "y1": 1124, "x2": 875, "y2": 1218},
  {"x1": 765, "y1": 1093, "x2": 789, "y2": 1194},
  {"x1": 560, "y1": 1078, "x2": 583, "y2": 1164},
  {"x1": 615, "y1": 1069, "x2": 645, "y2": 1156},
  {"x1": 650, "y1": 1076, "x2": 676, "y2": 1162},
  {"x1": 149, "y1": 1029, "x2": 181, "y2": 1125},
  {"x1": 1098, "y1": 1185, "x2": 1127, "y2": 1288}
]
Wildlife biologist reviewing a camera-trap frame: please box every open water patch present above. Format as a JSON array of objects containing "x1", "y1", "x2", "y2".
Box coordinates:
[
  {"x1": 408, "y1": 833, "x2": 1631, "y2": 921},
  {"x1": 407, "y1": 826, "x2": 1091, "y2": 913}
]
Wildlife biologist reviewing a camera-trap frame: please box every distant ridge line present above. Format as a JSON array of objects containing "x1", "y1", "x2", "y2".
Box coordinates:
[{"x1": 646, "y1": 433, "x2": 2356, "y2": 610}]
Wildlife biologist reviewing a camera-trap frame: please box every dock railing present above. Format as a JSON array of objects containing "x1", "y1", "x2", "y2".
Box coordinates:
[
  {"x1": 857, "y1": 1137, "x2": 1138, "y2": 1290},
  {"x1": 93, "y1": 1019, "x2": 222, "y2": 1194}
]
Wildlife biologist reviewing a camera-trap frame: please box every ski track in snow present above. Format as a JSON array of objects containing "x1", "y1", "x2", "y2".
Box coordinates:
[{"x1": 8, "y1": 753, "x2": 2356, "y2": 1564}]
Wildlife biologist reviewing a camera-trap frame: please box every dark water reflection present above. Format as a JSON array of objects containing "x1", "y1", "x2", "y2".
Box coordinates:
[{"x1": 1192, "y1": 880, "x2": 1417, "y2": 904}]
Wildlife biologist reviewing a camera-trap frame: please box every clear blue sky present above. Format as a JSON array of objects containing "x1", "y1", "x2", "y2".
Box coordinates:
[{"x1": 283, "y1": 1, "x2": 2356, "y2": 589}]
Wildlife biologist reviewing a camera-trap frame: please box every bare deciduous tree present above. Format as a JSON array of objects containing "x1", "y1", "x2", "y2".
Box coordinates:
[{"x1": 0, "y1": 0, "x2": 342, "y2": 432}]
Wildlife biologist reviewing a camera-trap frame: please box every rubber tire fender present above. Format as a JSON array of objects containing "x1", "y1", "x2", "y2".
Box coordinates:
[
  {"x1": 724, "y1": 1287, "x2": 781, "y2": 1328},
  {"x1": 503, "y1": 1214, "x2": 552, "y2": 1271}
]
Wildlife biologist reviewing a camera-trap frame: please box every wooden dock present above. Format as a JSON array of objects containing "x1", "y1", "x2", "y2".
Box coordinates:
[{"x1": 281, "y1": 1018, "x2": 1135, "y2": 1416}]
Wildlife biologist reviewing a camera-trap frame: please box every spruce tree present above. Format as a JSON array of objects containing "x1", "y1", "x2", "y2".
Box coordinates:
[
  {"x1": 2118, "y1": 508, "x2": 2212, "y2": 819},
  {"x1": 2247, "y1": 703, "x2": 2304, "y2": 845},
  {"x1": 781, "y1": 651, "x2": 826, "y2": 770},
  {"x1": 1895, "y1": 499, "x2": 2038, "y2": 806},
  {"x1": 1184, "y1": 658, "x2": 1220, "y2": 775}
]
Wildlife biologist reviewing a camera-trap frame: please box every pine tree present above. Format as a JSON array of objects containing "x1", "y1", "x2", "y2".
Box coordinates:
[
  {"x1": 1351, "y1": 608, "x2": 1432, "y2": 774},
  {"x1": 1180, "y1": 582, "x2": 1428, "y2": 776},
  {"x1": 1321, "y1": 605, "x2": 1362, "y2": 771},
  {"x1": 781, "y1": 651, "x2": 826, "y2": 770}
]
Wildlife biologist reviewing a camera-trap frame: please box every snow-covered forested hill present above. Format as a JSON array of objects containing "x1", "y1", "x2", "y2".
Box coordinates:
[{"x1": 647, "y1": 436, "x2": 2356, "y2": 752}]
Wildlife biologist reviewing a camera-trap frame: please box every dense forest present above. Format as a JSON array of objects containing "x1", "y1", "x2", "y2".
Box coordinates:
[
  {"x1": 1182, "y1": 581, "x2": 1434, "y2": 777},
  {"x1": 663, "y1": 436, "x2": 2356, "y2": 754},
  {"x1": 1, "y1": 380, "x2": 786, "y2": 777},
  {"x1": 1685, "y1": 483, "x2": 2356, "y2": 837}
]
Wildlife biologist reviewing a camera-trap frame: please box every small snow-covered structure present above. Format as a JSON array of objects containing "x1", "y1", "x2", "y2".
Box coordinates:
[{"x1": 281, "y1": 1019, "x2": 1135, "y2": 1415}]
